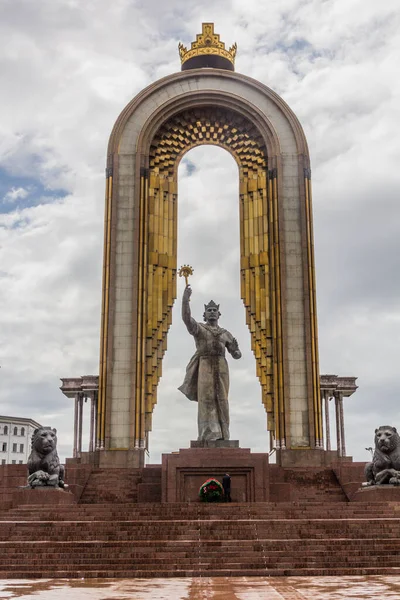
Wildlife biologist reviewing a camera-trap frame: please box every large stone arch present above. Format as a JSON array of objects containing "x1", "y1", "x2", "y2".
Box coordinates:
[{"x1": 97, "y1": 69, "x2": 321, "y2": 464}]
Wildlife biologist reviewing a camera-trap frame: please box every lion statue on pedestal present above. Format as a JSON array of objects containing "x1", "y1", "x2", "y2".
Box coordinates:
[
  {"x1": 27, "y1": 427, "x2": 66, "y2": 488},
  {"x1": 364, "y1": 426, "x2": 400, "y2": 486}
]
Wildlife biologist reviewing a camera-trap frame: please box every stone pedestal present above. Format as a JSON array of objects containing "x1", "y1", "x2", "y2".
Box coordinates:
[
  {"x1": 12, "y1": 488, "x2": 77, "y2": 506},
  {"x1": 352, "y1": 485, "x2": 400, "y2": 502},
  {"x1": 67, "y1": 449, "x2": 145, "y2": 468},
  {"x1": 277, "y1": 448, "x2": 353, "y2": 467},
  {"x1": 190, "y1": 440, "x2": 239, "y2": 448},
  {"x1": 161, "y1": 447, "x2": 269, "y2": 503}
]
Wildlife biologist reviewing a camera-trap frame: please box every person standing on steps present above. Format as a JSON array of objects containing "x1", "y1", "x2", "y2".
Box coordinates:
[{"x1": 222, "y1": 473, "x2": 232, "y2": 502}]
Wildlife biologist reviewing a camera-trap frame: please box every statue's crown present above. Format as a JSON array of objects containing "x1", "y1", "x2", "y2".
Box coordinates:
[
  {"x1": 204, "y1": 300, "x2": 220, "y2": 311},
  {"x1": 178, "y1": 23, "x2": 237, "y2": 70}
]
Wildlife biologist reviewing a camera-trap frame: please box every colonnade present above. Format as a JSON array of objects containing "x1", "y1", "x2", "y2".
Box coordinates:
[
  {"x1": 60, "y1": 376, "x2": 98, "y2": 457},
  {"x1": 61, "y1": 374, "x2": 357, "y2": 458},
  {"x1": 320, "y1": 375, "x2": 358, "y2": 457}
]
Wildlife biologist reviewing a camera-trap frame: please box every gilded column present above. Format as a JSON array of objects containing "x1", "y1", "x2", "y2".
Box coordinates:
[
  {"x1": 133, "y1": 167, "x2": 149, "y2": 450},
  {"x1": 98, "y1": 165, "x2": 113, "y2": 451},
  {"x1": 304, "y1": 170, "x2": 322, "y2": 448}
]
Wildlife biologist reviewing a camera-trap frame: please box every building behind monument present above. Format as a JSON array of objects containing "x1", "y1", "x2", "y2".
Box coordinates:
[{"x1": 0, "y1": 416, "x2": 42, "y2": 465}]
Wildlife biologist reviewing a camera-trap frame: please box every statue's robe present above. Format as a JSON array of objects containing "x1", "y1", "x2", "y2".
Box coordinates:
[{"x1": 178, "y1": 321, "x2": 237, "y2": 441}]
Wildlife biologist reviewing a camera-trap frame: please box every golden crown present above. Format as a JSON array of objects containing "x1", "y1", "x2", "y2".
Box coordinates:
[{"x1": 178, "y1": 23, "x2": 237, "y2": 67}]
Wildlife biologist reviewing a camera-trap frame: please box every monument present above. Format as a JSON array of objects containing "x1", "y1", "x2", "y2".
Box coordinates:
[
  {"x1": 61, "y1": 23, "x2": 357, "y2": 469},
  {"x1": 4, "y1": 22, "x2": 400, "y2": 584}
]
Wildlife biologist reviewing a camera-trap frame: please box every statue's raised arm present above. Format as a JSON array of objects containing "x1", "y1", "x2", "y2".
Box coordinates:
[{"x1": 181, "y1": 285, "x2": 198, "y2": 335}]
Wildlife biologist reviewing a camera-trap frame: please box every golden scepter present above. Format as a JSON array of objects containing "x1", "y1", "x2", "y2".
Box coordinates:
[{"x1": 178, "y1": 264, "x2": 194, "y2": 287}]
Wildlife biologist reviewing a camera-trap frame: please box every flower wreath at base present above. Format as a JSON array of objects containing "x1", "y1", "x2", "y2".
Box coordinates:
[{"x1": 199, "y1": 478, "x2": 224, "y2": 502}]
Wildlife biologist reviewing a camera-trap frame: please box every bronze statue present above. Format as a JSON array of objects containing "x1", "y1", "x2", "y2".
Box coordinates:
[
  {"x1": 27, "y1": 427, "x2": 66, "y2": 488},
  {"x1": 364, "y1": 426, "x2": 400, "y2": 486},
  {"x1": 178, "y1": 285, "x2": 242, "y2": 441}
]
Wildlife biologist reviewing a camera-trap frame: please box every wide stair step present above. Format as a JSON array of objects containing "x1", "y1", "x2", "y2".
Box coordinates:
[
  {"x1": 0, "y1": 464, "x2": 398, "y2": 578},
  {"x1": 1, "y1": 501, "x2": 400, "y2": 577},
  {"x1": 78, "y1": 468, "x2": 145, "y2": 504}
]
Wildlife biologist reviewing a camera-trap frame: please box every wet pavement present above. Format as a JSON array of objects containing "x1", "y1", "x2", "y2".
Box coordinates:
[{"x1": 1, "y1": 576, "x2": 400, "y2": 599}]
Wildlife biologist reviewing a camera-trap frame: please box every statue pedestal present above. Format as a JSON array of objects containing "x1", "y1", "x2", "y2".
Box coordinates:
[
  {"x1": 12, "y1": 487, "x2": 77, "y2": 507},
  {"x1": 277, "y1": 448, "x2": 353, "y2": 467},
  {"x1": 67, "y1": 449, "x2": 145, "y2": 469},
  {"x1": 161, "y1": 446, "x2": 269, "y2": 503},
  {"x1": 190, "y1": 440, "x2": 239, "y2": 448},
  {"x1": 352, "y1": 485, "x2": 400, "y2": 502}
]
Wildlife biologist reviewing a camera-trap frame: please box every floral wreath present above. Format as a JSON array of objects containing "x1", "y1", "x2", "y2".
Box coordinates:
[{"x1": 199, "y1": 478, "x2": 224, "y2": 502}]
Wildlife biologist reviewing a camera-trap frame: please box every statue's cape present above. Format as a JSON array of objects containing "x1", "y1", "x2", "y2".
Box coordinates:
[{"x1": 178, "y1": 352, "x2": 200, "y2": 402}]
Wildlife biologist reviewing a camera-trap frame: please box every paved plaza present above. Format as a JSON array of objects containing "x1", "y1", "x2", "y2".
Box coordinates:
[{"x1": 1, "y1": 576, "x2": 400, "y2": 599}]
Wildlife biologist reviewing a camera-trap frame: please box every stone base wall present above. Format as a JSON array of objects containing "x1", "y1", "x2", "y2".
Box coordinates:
[
  {"x1": 161, "y1": 447, "x2": 269, "y2": 503},
  {"x1": 352, "y1": 486, "x2": 400, "y2": 502},
  {"x1": 65, "y1": 463, "x2": 94, "y2": 502},
  {"x1": 12, "y1": 488, "x2": 77, "y2": 506},
  {"x1": 67, "y1": 449, "x2": 145, "y2": 469},
  {"x1": 0, "y1": 464, "x2": 26, "y2": 508},
  {"x1": 277, "y1": 448, "x2": 353, "y2": 467},
  {"x1": 0, "y1": 458, "x2": 372, "y2": 508}
]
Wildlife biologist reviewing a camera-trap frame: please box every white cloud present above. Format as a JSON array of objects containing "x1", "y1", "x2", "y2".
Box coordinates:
[
  {"x1": 3, "y1": 186, "x2": 29, "y2": 202},
  {"x1": 0, "y1": 1, "x2": 399, "y2": 467}
]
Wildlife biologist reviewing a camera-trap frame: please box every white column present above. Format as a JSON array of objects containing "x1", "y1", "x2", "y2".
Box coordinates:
[
  {"x1": 338, "y1": 392, "x2": 346, "y2": 457},
  {"x1": 89, "y1": 394, "x2": 95, "y2": 453},
  {"x1": 324, "y1": 390, "x2": 331, "y2": 451},
  {"x1": 335, "y1": 393, "x2": 342, "y2": 457},
  {"x1": 77, "y1": 393, "x2": 83, "y2": 457},
  {"x1": 73, "y1": 394, "x2": 79, "y2": 458}
]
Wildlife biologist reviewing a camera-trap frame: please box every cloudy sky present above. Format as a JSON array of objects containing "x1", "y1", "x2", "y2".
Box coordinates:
[{"x1": 1, "y1": 0, "x2": 399, "y2": 464}]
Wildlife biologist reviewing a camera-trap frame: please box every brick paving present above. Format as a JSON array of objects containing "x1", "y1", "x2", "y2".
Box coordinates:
[{"x1": 1, "y1": 576, "x2": 400, "y2": 599}]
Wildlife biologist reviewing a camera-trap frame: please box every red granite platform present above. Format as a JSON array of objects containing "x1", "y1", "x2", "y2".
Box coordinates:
[
  {"x1": 161, "y1": 447, "x2": 269, "y2": 502},
  {"x1": 0, "y1": 457, "x2": 399, "y2": 578},
  {"x1": 1, "y1": 499, "x2": 400, "y2": 578}
]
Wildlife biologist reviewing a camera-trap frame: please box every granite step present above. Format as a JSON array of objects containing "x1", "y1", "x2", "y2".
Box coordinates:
[{"x1": 2, "y1": 494, "x2": 400, "y2": 578}]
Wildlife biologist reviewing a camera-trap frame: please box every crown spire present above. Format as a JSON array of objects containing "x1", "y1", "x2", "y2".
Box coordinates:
[{"x1": 178, "y1": 23, "x2": 237, "y2": 72}]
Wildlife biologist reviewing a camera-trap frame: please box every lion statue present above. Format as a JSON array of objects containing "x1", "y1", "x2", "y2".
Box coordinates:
[
  {"x1": 364, "y1": 426, "x2": 400, "y2": 486},
  {"x1": 27, "y1": 427, "x2": 66, "y2": 488}
]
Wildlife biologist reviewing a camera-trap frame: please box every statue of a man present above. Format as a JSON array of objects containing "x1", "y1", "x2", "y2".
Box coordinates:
[{"x1": 178, "y1": 285, "x2": 242, "y2": 441}]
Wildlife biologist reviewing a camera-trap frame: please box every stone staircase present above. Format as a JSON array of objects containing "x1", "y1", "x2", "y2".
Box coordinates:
[
  {"x1": 78, "y1": 469, "x2": 143, "y2": 504},
  {"x1": 283, "y1": 468, "x2": 348, "y2": 501},
  {"x1": 1, "y1": 501, "x2": 400, "y2": 578}
]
